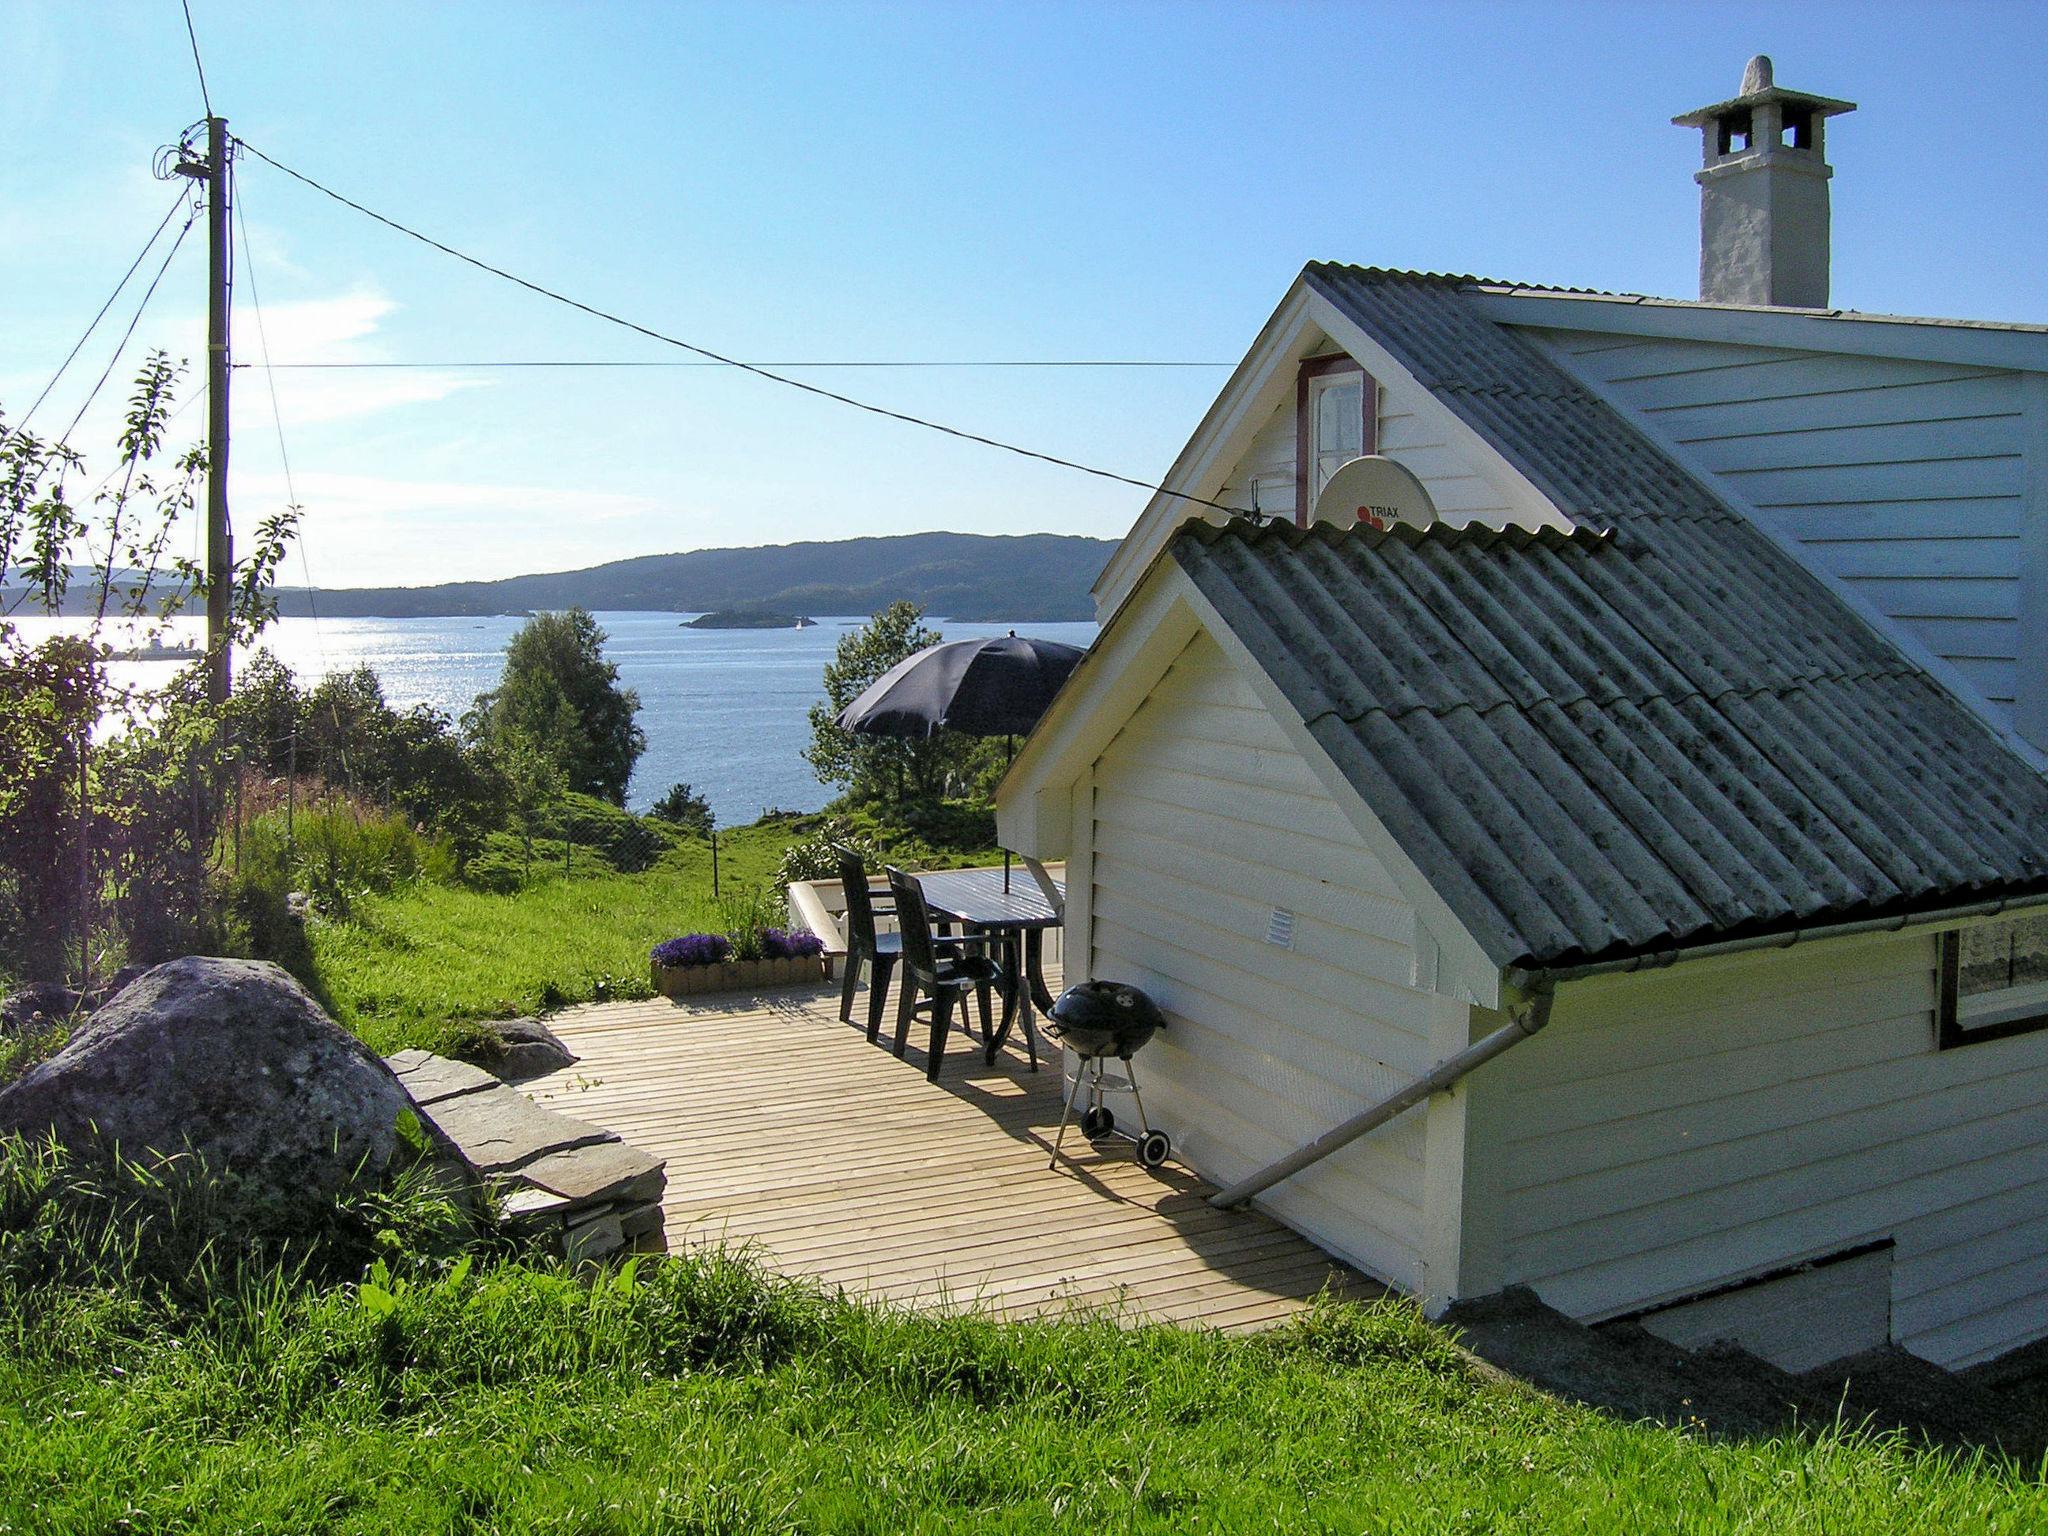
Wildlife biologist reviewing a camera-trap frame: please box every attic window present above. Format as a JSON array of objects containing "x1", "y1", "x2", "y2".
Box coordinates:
[
  {"x1": 1294, "y1": 355, "x2": 1377, "y2": 524},
  {"x1": 1938, "y1": 914, "x2": 2048, "y2": 1048}
]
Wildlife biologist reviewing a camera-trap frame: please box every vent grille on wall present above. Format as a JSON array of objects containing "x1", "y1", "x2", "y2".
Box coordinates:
[{"x1": 1266, "y1": 908, "x2": 1296, "y2": 949}]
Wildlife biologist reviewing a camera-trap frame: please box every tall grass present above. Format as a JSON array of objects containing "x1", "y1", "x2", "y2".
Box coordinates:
[
  {"x1": 238, "y1": 800, "x2": 450, "y2": 917},
  {"x1": 3, "y1": 1249, "x2": 2042, "y2": 1529},
  {"x1": 1, "y1": 1136, "x2": 2042, "y2": 1532}
]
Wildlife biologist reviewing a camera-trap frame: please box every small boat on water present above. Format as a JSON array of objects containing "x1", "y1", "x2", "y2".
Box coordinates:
[{"x1": 108, "y1": 637, "x2": 204, "y2": 662}]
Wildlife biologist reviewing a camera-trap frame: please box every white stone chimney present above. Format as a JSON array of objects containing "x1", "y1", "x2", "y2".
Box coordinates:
[{"x1": 1673, "y1": 56, "x2": 1856, "y2": 308}]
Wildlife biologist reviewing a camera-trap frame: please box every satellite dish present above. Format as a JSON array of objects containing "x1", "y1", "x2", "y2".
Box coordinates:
[{"x1": 1311, "y1": 455, "x2": 1439, "y2": 533}]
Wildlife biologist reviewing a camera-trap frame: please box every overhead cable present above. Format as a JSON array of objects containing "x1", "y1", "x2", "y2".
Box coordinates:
[
  {"x1": 54, "y1": 206, "x2": 202, "y2": 455},
  {"x1": 234, "y1": 138, "x2": 1248, "y2": 515},
  {"x1": 235, "y1": 176, "x2": 328, "y2": 667},
  {"x1": 179, "y1": 0, "x2": 214, "y2": 118},
  {"x1": 2, "y1": 188, "x2": 194, "y2": 446},
  {"x1": 233, "y1": 358, "x2": 1236, "y2": 371}
]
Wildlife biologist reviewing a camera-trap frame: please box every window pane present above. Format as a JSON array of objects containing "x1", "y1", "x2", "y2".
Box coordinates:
[
  {"x1": 2009, "y1": 914, "x2": 2048, "y2": 988},
  {"x1": 1958, "y1": 914, "x2": 2048, "y2": 997},
  {"x1": 1957, "y1": 921, "x2": 2012, "y2": 996},
  {"x1": 1947, "y1": 914, "x2": 2048, "y2": 1042},
  {"x1": 1317, "y1": 379, "x2": 1363, "y2": 458}
]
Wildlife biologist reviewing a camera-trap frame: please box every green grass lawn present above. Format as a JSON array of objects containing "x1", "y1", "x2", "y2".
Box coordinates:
[
  {"x1": 302, "y1": 815, "x2": 999, "y2": 1059},
  {"x1": 3, "y1": 1248, "x2": 2042, "y2": 1535}
]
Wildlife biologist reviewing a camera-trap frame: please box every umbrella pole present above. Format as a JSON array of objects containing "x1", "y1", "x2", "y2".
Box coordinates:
[{"x1": 1002, "y1": 735, "x2": 1014, "y2": 892}]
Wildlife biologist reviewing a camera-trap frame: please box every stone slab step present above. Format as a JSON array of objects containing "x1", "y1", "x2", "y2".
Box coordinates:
[
  {"x1": 386, "y1": 1051, "x2": 668, "y2": 1258},
  {"x1": 423, "y1": 1082, "x2": 615, "y2": 1175},
  {"x1": 387, "y1": 1049, "x2": 501, "y2": 1106},
  {"x1": 519, "y1": 1141, "x2": 665, "y2": 1208}
]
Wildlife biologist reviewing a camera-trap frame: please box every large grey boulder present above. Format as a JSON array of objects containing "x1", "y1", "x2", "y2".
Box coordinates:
[{"x1": 0, "y1": 956, "x2": 409, "y2": 1201}]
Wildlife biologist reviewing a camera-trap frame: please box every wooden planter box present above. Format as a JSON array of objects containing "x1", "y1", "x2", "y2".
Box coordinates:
[{"x1": 651, "y1": 955, "x2": 829, "y2": 998}]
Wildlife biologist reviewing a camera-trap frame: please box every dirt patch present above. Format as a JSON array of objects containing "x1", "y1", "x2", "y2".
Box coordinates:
[{"x1": 1443, "y1": 1287, "x2": 2047, "y2": 1463}]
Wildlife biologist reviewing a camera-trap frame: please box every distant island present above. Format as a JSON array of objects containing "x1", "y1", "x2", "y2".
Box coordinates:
[
  {"x1": 8, "y1": 533, "x2": 1115, "y2": 623},
  {"x1": 264, "y1": 532, "x2": 1113, "y2": 623},
  {"x1": 684, "y1": 610, "x2": 816, "y2": 630}
]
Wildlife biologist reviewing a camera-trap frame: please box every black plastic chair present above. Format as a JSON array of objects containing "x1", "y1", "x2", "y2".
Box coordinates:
[
  {"x1": 836, "y1": 847, "x2": 901, "y2": 1042},
  {"x1": 887, "y1": 866, "x2": 1008, "y2": 1081}
]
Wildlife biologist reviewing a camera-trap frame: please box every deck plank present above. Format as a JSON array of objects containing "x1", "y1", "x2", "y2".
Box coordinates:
[{"x1": 526, "y1": 969, "x2": 1377, "y2": 1329}]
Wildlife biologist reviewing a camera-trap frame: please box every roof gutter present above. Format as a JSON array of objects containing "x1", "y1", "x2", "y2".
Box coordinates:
[
  {"x1": 1210, "y1": 889, "x2": 2048, "y2": 1214},
  {"x1": 1503, "y1": 888, "x2": 2048, "y2": 993}
]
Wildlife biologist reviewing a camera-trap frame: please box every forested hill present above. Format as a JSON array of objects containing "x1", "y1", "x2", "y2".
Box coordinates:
[{"x1": 268, "y1": 532, "x2": 1115, "y2": 623}]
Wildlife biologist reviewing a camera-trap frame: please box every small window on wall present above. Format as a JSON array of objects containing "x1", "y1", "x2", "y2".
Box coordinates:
[
  {"x1": 1939, "y1": 913, "x2": 2048, "y2": 1048},
  {"x1": 1294, "y1": 356, "x2": 1376, "y2": 522}
]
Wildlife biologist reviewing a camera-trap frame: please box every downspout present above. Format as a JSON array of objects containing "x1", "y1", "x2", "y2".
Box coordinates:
[
  {"x1": 1209, "y1": 983, "x2": 1556, "y2": 1210},
  {"x1": 1208, "y1": 887, "x2": 2048, "y2": 1213}
]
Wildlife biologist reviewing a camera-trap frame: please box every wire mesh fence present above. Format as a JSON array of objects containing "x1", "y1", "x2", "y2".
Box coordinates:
[{"x1": 4, "y1": 713, "x2": 695, "y2": 993}]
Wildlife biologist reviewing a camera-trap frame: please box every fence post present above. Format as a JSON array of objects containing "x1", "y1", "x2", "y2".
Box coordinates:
[
  {"x1": 286, "y1": 725, "x2": 297, "y2": 850},
  {"x1": 76, "y1": 731, "x2": 91, "y2": 995},
  {"x1": 231, "y1": 723, "x2": 242, "y2": 878}
]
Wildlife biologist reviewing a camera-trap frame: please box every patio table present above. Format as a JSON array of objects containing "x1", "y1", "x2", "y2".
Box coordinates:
[{"x1": 916, "y1": 864, "x2": 1064, "y2": 1069}]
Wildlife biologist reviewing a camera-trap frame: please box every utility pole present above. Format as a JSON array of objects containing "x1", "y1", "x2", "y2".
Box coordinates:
[{"x1": 203, "y1": 115, "x2": 233, "y2": 704}]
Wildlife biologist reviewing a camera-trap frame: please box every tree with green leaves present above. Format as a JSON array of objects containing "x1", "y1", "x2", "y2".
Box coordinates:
[
  {"x1": 804, "y1": 601, "x2": 982, "y2": 812},
  {"x1": 0, "y1": 353, "x2": 299, "y2": 979},
  {"x1": 648, "y1": 781, "x2": 714, "y2": 836},
  {"x1": 467, "y1": 609, "x2": 645, "y2": 805}
]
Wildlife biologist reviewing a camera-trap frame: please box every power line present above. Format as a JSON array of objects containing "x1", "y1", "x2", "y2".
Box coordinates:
[
  {"x1": 179, "y1": 0, "x2": 214, "y2": 118},
  {"x1": 232, "y1": 358, "x2": 1237, "y2": 371},
  {"x1": 234, "y1": 173, "x2": 328, "y2": 670},
  {"x1": 2, "y1": 188, "x2": 193, "y2": 446},
  {"x1": 54, "y1": 207, "x2": 201, "y2": 455},
  {"x1": 234, "y1": 138, "x2": 1249, "y2": 516}
]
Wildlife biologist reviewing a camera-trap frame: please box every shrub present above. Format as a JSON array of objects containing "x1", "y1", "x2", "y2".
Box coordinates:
[
  {"x1": 761, "y1": 927, "x2": 825, "y2": 961},
  {"x1": 648, "y1": 781, "x2": 714, "y2": 835},
  {"x1": 651, "y1": 934, "x2": 732, "y2": 968},
  {"x1": 239, "y1": 801, "x2": 438, "y2": 917},
  {"x1": 774, "y1": 815, "x2": 886, "y2": 891}
]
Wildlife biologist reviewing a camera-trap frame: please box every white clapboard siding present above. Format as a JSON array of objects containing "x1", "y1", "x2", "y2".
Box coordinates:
[
  {"x1": 1216, "y1": 374, "x2": 1522, "y2": 529},
  {"x1": 1486, "y1": 932, "x2": 2048, "y2": 1369},
  {"x1": 1085, "y1": 632, "x2": 1436, "y2": 1293},
  {"x1": 1639, "y1": 1248, "x2": 1895, "y2": 1372},
  {"x1": 1218, "y1": 398, "x2": 1298, "y2": 519},
  {"x1": 1534, "y1": 327, "x2": 2030, "y2": 722}
]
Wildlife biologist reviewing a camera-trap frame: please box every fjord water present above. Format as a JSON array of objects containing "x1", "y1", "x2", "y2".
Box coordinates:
[{"x1": 22, "y1": 612, "x2": 1095, "y2": 827}]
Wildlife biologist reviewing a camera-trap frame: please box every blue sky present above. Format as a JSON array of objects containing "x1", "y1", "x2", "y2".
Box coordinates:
[{"x1": 5, "y1": 1, "x2": 2044, "y2": 587}]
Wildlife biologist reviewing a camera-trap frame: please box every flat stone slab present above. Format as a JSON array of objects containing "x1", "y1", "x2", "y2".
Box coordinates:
[
  {"x1": 388, "y1": 1050, "x2": 501, "y2": 1106},
  {"x1": 520, "y1": 1141, "x2": 666, "y2": 1207},
  {"x1": 423, "y1": 1082, "x2": 615, "y2": 1174},
  {"x1": 499, "y1": 1185, "x2": 579, "y2": 1226},
  {"x1": 618, "y1": 1201, "x2": 665, "y2": 1240},
  {"x1": 564, "y1": 1210, "x2": 624, "y2": 1262},
  {"x1": 385, "y1": 1051, "x2": 668, "y2": 1258}
]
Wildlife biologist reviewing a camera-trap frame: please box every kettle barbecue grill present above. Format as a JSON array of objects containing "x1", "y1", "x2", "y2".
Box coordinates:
[{"x1": 1044, "y1": 981, "x2": 1171, "y2": 1170}]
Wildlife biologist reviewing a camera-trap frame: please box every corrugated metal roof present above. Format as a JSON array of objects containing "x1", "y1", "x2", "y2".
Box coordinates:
[{"x1": 1169, "y1": 269, "x2": 2048, "y2": 970}]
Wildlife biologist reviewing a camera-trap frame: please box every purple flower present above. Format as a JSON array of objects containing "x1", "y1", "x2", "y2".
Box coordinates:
[
  {"x1": 762, "y1": 927, "x2": 826, "y2": 960},
  {"x1": 651, "y1": 933, "x2": 732, "y2": 968}
]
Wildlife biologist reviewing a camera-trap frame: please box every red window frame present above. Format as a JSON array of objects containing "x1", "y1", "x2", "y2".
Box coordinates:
[{"x1": 1294, "y1": 355, "x2": 1377, "y2": 528}]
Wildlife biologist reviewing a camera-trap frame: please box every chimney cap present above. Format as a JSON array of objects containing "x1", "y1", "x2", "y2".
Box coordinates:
[{"x1": 1672, "y1": 57, "x2": 1856, "y2": 128}]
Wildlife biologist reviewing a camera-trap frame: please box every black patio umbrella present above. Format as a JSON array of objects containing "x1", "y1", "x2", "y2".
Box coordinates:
[{"x1": 835, "y1": 632, "x2": 1086, "y2": 887}]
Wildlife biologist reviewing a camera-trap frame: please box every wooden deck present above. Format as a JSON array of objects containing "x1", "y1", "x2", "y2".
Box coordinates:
[{"x1": 527, "y1": 970, "x2": 1378, "y2": 1330}]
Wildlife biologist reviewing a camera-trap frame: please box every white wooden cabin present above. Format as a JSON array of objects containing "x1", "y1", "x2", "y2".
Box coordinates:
[{"x1": 1001, "y1": 64, "x2": 2048, "y2": 1372}]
